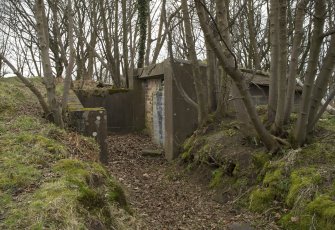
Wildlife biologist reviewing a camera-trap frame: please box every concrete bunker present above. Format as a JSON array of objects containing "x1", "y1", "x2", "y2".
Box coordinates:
[{"x1": 75, "y1": 59, "x2": 302, "y2": 161}]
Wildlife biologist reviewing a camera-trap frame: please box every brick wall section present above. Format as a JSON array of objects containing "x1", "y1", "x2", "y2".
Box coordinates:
[{"x1": 144, "y1": 79, "x2": 163, "y2": 141}]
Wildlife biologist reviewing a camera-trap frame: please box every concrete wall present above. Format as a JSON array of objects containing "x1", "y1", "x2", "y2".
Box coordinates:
[
  {"x1": 249, "y1": 84, "x2": 302, "y2": 111},
  {"x1": 74, "y1": 60, "x2": 304, "y2": 162},
  {"x1": 67, "y1": 90, "x2": 108, "y2": 164},
  {"x1": 75, "y1": 77, "x2": 145, "y2": 133},
  {"x1": 163, "y1": 60, "x2": 203, "y2": 160}
]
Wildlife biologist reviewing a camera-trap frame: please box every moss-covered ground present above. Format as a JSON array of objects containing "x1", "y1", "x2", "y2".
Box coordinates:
[
  {"x1": 0, "y1": 77, "x2": 133, "y2": 229},
  {"x1": 181, "y1": 111, "x2": 335, "y2": 230}
]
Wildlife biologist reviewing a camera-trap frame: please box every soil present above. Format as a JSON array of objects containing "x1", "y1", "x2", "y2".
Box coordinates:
[{"x1": 107, "y1": 133, "x2": 278, "y2": 230}]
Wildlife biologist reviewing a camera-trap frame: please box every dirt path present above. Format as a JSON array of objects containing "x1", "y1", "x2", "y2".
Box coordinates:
[{"x1": 107, "y1": 133, "x2": 270, "y2": 230}]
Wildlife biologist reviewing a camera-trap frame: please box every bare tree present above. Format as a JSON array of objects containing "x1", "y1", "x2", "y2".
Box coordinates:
[{"x1": 194, "y1": 0, "x2": 279, "y2": 152}]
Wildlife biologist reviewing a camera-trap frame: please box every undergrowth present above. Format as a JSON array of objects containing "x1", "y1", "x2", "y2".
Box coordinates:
[
  {"x1": 0, "y1": 77, "x2": 133, "y2": 229},
  {"x1": 181, "y1": 111, "x2": 335, "y2": 230}
]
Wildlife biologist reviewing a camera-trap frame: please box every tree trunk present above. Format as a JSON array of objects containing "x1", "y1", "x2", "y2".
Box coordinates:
[
  {"x1": 137, "y1": 0, "x2": 148, "y2": 68},
  {"x1": 307, "y1": 33, "x2": 335, "y2": 132},
  {"x1": 195, "y1": 0, "x2": 279, "y2": 152},
  {"x1": 62, "y1": 0, "x2": 75, "y2": 113},
  {"x1": 273, "y1": 0, "x2": 288, "y2": 133},
  {"x1": 215, "y1": 66, "x2": 230, "y2": 119},
  {"x1": 181, "y1": 0, "x2": 208, "y2": 125},
  {"x1": 114, "y1": 0, "x2": 121, "y2": 84},
  {"x1": 247, "y1": 0, "x2": 261, "y2": 69},
  {"x1": 35, "y1": 0, "x2": 64, "y2": 128},
  {"x1": 0, "y1": 53, "x2": 50, "y2": 116},
  {"x1": 144, "y1": 7, "x2": 152, "y2": 66},
  {"x1": 284, "y1": 0, "x2": 309, "y2": 123},
  {"x1": 122, "y1": 0, "x2": 129, "y2": 87},
  {"x1": 268, "y1": 0, "x2": 279, "y2": 124},
  {"x1": 206, "y1": 41, "x2": 216, "y2": 113},
  {"x1": 294, "y1": 0, "x2": 326, "y2": 146}
]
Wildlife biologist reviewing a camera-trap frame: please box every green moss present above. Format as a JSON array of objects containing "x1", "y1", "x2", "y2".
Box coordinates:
[
  {"x1": 181, "y1": 148, "x2": 192, "y2": 161},
  {"x1": 210, "y1": 168, "x2": 224, "y2": 188},
  {"x1": 286, "y1": 168, "x2": 321, "y2": 207},
  {"x1": 107, "y1": 182, "x2": 128, "y2": 210},
  {"x1": 53, "y1": 159, "x2": 107, "y2": 182},
  {"x1": 318, "y1": 115, "x2": 335, "y2": 131},
  {"x1": 223, "y1": 128, "x2": 237, "y2": 137},
  {"x1": 252, "y1": 152, "x2": 270, "y2": 170},
  {"x1": 280, "y1": 193, "x2": 335, "y2": 229},
  {"x1": 75, "y1": 88, "x2": 129, "y2": 98},
  {"x1": 182, "y1": 135, "x2": 196, "y2": 151},
  {"x1": 296, "y1": 142, "x2": 335, "y2": 166},
  {"x1": 263, "y1": 168, "x2": 283, "y2": 186},
  {"x1": 78, "y1": 185, "x2": 105, "y2": 210},
  {"x1": 0, "y1": 78, "x2": 130, "y2": 229},
  {"x1": 249, "y1": 188, "x2": 276, "y2": 212},
  {"x1": 67, "y1": 106, "x2": 105, "y2": 112},
  {"x1": 279, "y1": 212, "x2": 312, "y2": 230},
  {"x1": 307, "y1": 195, "x2": 335, "y2": 226}
]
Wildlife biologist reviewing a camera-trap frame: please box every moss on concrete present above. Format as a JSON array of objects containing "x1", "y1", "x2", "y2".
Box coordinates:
[{"x1": 75, "y1": 88, "x2": 129, "y2": 98}]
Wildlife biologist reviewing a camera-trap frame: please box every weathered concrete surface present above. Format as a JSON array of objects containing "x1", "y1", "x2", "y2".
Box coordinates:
[
  {"x1": 67, "y1": 90, "x2": 108, "y2": 164},
  {"x1": 75, "y1": 76, "x2": 145, "y2": 133},
  {"x1": 164, "y1": 60, "x2": 201, "y2": 160},
  {"x1": 139, "y1": 60, "x2": 200, "y2": 160},
  {"x1": 73, "y1": 59, "x2": 303, "y2": 162}
]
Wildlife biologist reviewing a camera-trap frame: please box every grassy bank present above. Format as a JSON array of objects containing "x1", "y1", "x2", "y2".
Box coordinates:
[{"x1": 0, "y1": 78, "x2": 134, "y2": 229}]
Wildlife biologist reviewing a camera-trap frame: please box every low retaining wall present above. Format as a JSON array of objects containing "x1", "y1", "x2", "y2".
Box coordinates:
[
  {"x1": 67, "y1": 91, "x2": 108, "y2": 164},
  {"x1": 75, "y1": 78, "x2": 145, "y2": 133}
]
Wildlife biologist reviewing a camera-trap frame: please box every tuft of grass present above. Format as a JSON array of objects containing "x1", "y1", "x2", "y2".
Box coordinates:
[
  {"x1": 249, "y1": 187, "x2": 276, "y2": 212},
  {"x1": 210, "y1": 168, "x2": 224, "y2": 188},
  {"x1": 286, "y1": 168, "x2": 321, "y2": 207}
]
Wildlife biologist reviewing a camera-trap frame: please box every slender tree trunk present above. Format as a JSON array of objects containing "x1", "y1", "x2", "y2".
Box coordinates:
[
  {"x1": 195, "y1": 0, "x2": 279, "y2": 152},
  {"x1": 122, "y1": 0, "x2": 129, "y2": 87},
  {"x1": 144, "y1": 8, "x2": 152, "y2": 66},
  {"x1": 215, "y1": 66, "x2": 230, "y2": 119},
  {"x1": 181, "y1": 0, "x2": 208, "y2": 125},
  {"x1": 151, "y1": 0, "x2": 166, "y2": 64},
  {"x1": 268, "y1": 0, "x2": 279, "y2": 124},
  {"x1": 217, "y1": 0, "x2": 249, "y2": 125},
  {"x1": 62, "y1": 0, "x2": 75, "y2": 112},
  {"x1": 247, "y1": 0, "x2": 261, "y2": 69},
  {"x1": 284, "y1": 0, "x2": 309, "y2": 123},
  {"x1": 307, "y1": 33, "x2": 335, "y2": 132},
  {"x1": 273, "y1": 0, "x2": 288, "y2": 133},
  {"x1": 137, "y1": 0, "x2": 148, "y2": 68},
  {"x1": 294, "y1": 0, "x2": 326, "y2": 146},
  {"x1": 99, "y1": 0, "x2": 119, "y2": 86},
  {"x1": 206, "y1": 42, "x2": 216, "y2": 113},
  {"x1": 114, "y1": 0, "x2": 121, "y2": 83},
  {"x1": 35, "y1": 0, "x2": 64, "y2": 128}
]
